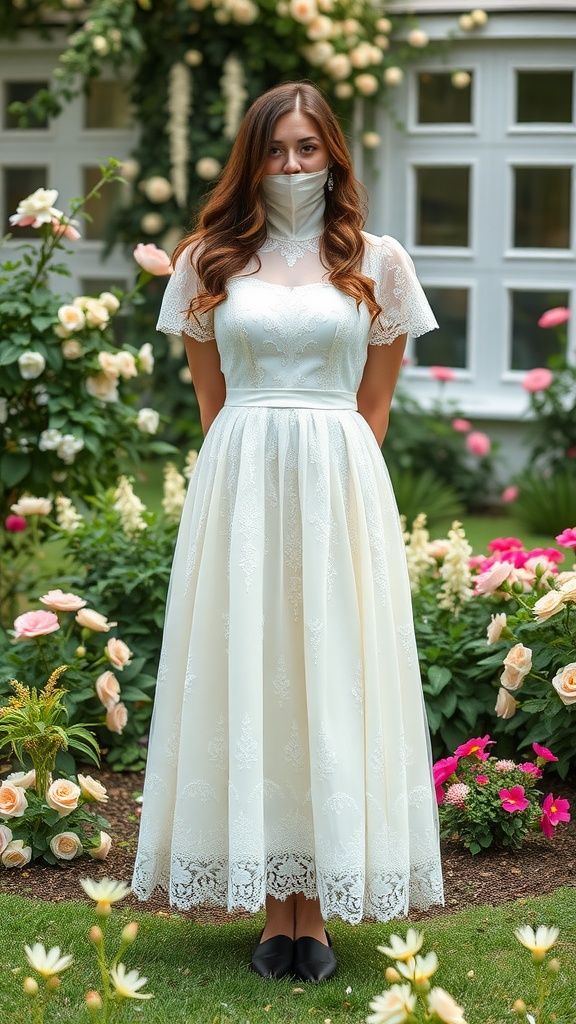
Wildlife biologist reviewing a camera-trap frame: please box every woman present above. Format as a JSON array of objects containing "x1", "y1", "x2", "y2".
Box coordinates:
[{"x1": 132, "y1": 81, "x2": 444, "y2": 982}]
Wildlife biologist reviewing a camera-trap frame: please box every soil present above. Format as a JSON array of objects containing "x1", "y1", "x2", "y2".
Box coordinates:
[{"x1": 1, "y1": 768, "x2": 575, "y2": 923}]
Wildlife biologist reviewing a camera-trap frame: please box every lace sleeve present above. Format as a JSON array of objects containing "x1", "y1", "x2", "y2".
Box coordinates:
[
  {"x1": 363, "y1": 234, "x2": 438, "y2": 346},
  {"x1": 156, "y1": 243, "x2": 215, "y2": 341}
]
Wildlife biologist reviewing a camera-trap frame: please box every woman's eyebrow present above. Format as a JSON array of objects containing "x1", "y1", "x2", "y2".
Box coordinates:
[{"x1": 270, "y1": 135, "x2": 321, "y2": 144}]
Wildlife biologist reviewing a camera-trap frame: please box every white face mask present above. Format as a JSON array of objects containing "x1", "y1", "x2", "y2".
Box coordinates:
[{"x1": 261, "y1": 166, "x2": 329, "y2": 241}]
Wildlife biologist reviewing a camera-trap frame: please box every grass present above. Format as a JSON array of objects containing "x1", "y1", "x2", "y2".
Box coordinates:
[{"x1": 1, "y1": 888, "x2": 576, "y2": 1023}]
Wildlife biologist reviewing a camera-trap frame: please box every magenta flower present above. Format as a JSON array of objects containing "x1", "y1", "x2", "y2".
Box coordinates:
[
  {"x1": 540, "y1": 813, "x2": 555, "y2": 838},
  {"x1": 518, "y1": 762, "x2": 543, "y2": 779},
  {"x1": 454, "y1": 735, "x2": 494, "y2": 761},
  {"x1": 452, "y1": 418, "x2": 471, "y2": 432},
  {"x1": 555, "y1": 528, "x2": 576, "y2": 549},
  {"x1": 499, "y1": 786, "x2": 529, "y2": 813},
  {"x1": 475, "y1": 775, "x2": 488, "y2": 785},
  {"x1": 430, "y1": 365, "x2": 456, "y2": 382},
  {"x1": 541, "y1": 793, "x2": 571, "y2": 825},
  {"x1": 466, "y1": 431, "x2": 491, "y2": 456},
  {"x1": 487, "y1": 537, "x2": 523, "y2": 553},
  {"x1": 538, "y1": 306, "x2": 571, "y2": 329},
  {"x1": 13, "y1": 610, "x2": 60, "y2": 639},
  {"x1": 5, "y1": 515, "x2": 27, "y2": 532},
  {"x1": 501, "y1": 486, "x2": 519, "y2": 504},
  {"x1": 532, "y1": 743, "x2": 558, "y2": 763},
  {"x1": 522, "y1": 368, "x2": 554, "y2": 393},
  {"x1": 527, "y1": 546, "x2": 563, "y2": 564},
  {"x1": 432, "y1": 755, "x2": 459, "y2": 804}
]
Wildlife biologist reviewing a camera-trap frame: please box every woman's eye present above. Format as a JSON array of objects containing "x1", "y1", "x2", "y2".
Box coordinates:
[{"x1": 302, "y1": 145, "x2": 316, "y2": 153}]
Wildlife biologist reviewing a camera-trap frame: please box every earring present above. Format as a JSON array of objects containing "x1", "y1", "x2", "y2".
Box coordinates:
[{"x1": 327, "y1": 170, "x2": 334, "y2": 192}]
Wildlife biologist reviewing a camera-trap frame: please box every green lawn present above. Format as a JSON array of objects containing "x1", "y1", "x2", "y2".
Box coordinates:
[{"x1": 1, "y1": 888, "x2": 575, "y2": 1023}]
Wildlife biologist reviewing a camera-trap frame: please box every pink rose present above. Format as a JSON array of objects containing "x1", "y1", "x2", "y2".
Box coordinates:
[
  {"x1": 501, "y1": 486, "x2": 519, "y2": 504},
  {"x1": 106, "y1": 701, "x2": 128, "y2": 734},
  {"x1": 105, "y1": 638, "x2": 132, "y2": 669},
  {"x1": 133, "y1": 243, "x2": 173, "y2": 276},
  {"x1": 75, "y1": 608, "x2": 117, "y2": 632},
  {"x1": 522, "y1": 368, "x2": 553, "y2": 393},
  {"x1": 39, "y1": 589, "x2": 87, "y2": 612},
  {"x1": 95, "y1": 670, "x2": 121, "y2": 708},
  {"x1": 538, "y1": 307, "x2": 570, "y2": 329},
  {"x1": 13, "y1": 610, "x2": 60, "y2": 639},
  {"x1": 51, "y1": 217, "x2": 81, "y2": 241},
  {"x1": 473, "y1": 560, "x2": 513, "y2": 596},
  {"x1": 430, "y1": 365, "x2": 456, "y2": 382},
  {"x1": 452, "y1": 418, "x2": 471, "y2": 432},
  {"x1": 556, "y1": 528, "x2": 576, "y2": 549},
  {"x1": 466, "y1": 431, "x2": 491, "y2": 456},
  {"x1": 5, "y1": 515, "x2": 27, "y2": 532}
]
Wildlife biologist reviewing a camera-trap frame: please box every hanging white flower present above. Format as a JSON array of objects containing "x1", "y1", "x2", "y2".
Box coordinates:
[
  {"x1": 220, "y1": 54, "x2": 248, "y2": 142},
  {"x1": 167, "y1": 62, "x2": 192, "y2": 209}
]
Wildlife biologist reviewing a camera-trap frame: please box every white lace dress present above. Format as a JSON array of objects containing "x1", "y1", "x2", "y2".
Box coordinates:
[{"x1": 132, "y1": 224, "x2": 444, "y2": 924}]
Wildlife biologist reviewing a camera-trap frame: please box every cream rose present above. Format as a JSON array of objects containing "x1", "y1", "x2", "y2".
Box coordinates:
[
  {"x1": 50, "y1": 832, "x2": 83, "y2": 860},
  {"x1": 6, "y1": 769, "x2": 36, "y2": 789},
  {"x1": 384, "y1": 66, "x2": 404, "y2": 86},
  {"x1": 83, "y1": 298, "x2": 110, "y2": 328},
  {"x1": 559, "y1": 577, "x2": 576, "y2": 602},
  {"x1": 551, "y1": 663, "x2": 576, "y2": 705},
  {"x1": 106, "y1": 701, "x2": 128, "y2": 734},
  {"x1": 98, "y1": 351, "x2": 121, "y2": 378},
  {"x1": 324, "y1": 53, "x2": 352, "y2": 80},
  {"x1": 78, "y1": 774, "x2": 108, "y2": 803},
  {"x1": 85, "y1": 374, "x2": 119, "y2": 403},
  {"x1": 11, "y1": 496, "x2": 53, "y2": 517},
  {"x1": 143, "y1": 175, "x2": 173, "y2": 203},
  {"x1": 556, "y1": 571, "x2": 576, "y2": 587},
  {"x1": 1, "y1": 839, "x2": 32, "y2": 868},
  {"x1": 40, "y1": 589, "x2": 87, "y2": 612},
  {"x1": 533, "y1": 589, "x2": 565, "y2": 620},
  {"x1": 0, "y1": 782, "x2": 28, "y2": 818},
  {"x1": 195, "y1": 158, "x2": 222, "y2": 181},
  {"x1": 138, "y1": 342, "x2": 154, "y2": 374},
  {"x1": 88, "y1": 830, "x2": 113, "y2": 860},
  {"x1": 76, "y1": 608, "x2": 117, "y2": 632},
  {"x1": 487, "y1": 612, "x2": 507, "y2": 645},
  {"x1": 495, "y1": 687, "x2": 516, "y2": 719},
  {"x1": 105, "y1": 638, "x2": 132, "y2": 669},
  {"x1": 18, "y1": 351, "x2": 46, "y2": 379},
  {"x1": 115, "y1": 351, "x2": 138, "y2": 379},
  {"x1": 500, "y1": 643, "x2": 532, "y2": 691},
  {"x1": 98, "y1": 291, "x2": 120, "y2": 313},
  {"x1": 95, "y1": 670, "x2": 121, "y2": 708},
  {"x1": 58, "y1": 303, "x2": 86, "y2": 333},
  {"x1": 46, "y1": 778, "x2": 81, "y2": 816},
  {"x1": 0, "y1": 824, "x2": 13, "y2": 854},
  {"x1": 136, "y1": 407, "x2": 160, "y2": 434},
  {"x1": 354, "y1": 73, "x2": 379, "y2": 96},
  {"x1": 62, "y1": 339, "x2": 84, "y2": 359}
]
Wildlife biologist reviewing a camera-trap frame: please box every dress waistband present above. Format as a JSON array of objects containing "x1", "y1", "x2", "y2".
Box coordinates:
[{"x1": 224, "y1": 388, "x2": 357, "y2": 410}]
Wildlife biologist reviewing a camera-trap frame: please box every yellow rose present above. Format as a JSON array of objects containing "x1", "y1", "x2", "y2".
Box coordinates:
[
  {"x1": 46, "y1": 778, "x2": 81, "y2": 817},
  {"x1": 50, "y1": 832, "x2": 83, "y2": 860},
  {"x1": 0, "y1": 781, "x2": 28, "y2": 818},
  {"x1": 551, "y1": 663, "x2": 576, "y2": 705}
]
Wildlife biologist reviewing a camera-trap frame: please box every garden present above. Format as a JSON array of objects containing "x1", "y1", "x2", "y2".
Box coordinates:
[{"x1": 1, "y1": 2, "x2": 576, "y2": 1021}]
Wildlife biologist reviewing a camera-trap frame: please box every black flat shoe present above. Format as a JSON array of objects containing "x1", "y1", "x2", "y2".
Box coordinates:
[
  {"x1": 294, "y1": 930, "x2": 337, "y2": 983},
  {"x1": 250, "y1": 932, "x2": 294, "y2": 979}
]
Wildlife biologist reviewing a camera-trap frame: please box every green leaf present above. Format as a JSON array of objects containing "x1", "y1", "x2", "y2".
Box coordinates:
[
  {"x1": 0, "y1": 452, "x2": 31, "y2": 487},
  {"x1": 427, "y1": 665, "x2": 452, "y2": 695}
]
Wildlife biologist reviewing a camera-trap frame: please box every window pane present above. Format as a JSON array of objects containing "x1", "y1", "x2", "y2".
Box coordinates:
[
  {"x1": 4, "y1": 166, "x2": 48, "y2": 236},
  {"x1": 511, "y1": 290, "x2": 569, "y2": 370},
  {"x1": 415, "y1": 166, "x2": 470, "y2": 247},
  {"x1": 417, "y1": 72, "x2": 472, "y2": 124},
  {"x1": 84, "y1": 81, "x2": 132, "y2": 129},
  {"x1": 514, "y1": 166, "x2": 571, "y2": 248},
  {"x1": 4, "y1": 81, "x2": 49, "y2": 129},
  {"x1": 516, "y1": 71, "x2": 573, "y2": 123},
  {"x1": 82, "y1": 167, "x2": 124, "y2": 240},
  {"x1": 412, "y1": 287, "x2": 468, "y2": 368}
]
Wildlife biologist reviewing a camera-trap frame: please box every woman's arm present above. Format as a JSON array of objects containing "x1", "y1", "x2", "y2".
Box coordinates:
[
  {"x1": 356, "y1": 333, "x2": 407, "y2": 447},
  {"x1": 184, "y1": 334, "x2": 226, "y2": 436}
]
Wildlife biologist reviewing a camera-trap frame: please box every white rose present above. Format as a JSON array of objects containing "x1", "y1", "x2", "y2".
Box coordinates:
[
  {"x1": 18, "y1": 351, "x2": 46, "y2": 380},
  {"x1": 533, "y1": 590, "x2": 565, "y2": 621},
  {"x1": 98, "y1": 351, "x2": 121, "y2": 378},
  {"x1": 143, "y1": 176, "x2": 173, "y2": 203},
  {"x1": 1, "y1": 839, "x2": 32, "y2": 868},
  {"x1": 9, "y1": 188, "x2": 62, "y2": 227},
  {"x1": 138, "y1": 342, "x2": 154, "y2": 374},
  {"x1": 6, "y1": 769, "x2": 36, "y2": 789},
  {"x1": 115, "y1": 351, "x2": 138, "y2": 379},
  {"x1": 0, "y1": 782, "x2": 28, "y2": 818},
  {"x1": 39, "y1": 429, "x2": 63, "y2": 452},
  {"x1": 195, "y1": 158, "x2": 222, "y2": 181},
  {"x1": 304, "y1": 41, "x2": 334, "y2": 65},
  {"x1": 495, "y1": 687, "x2": 516, "y2": 719},
  {"x1": 559, "y1": 577, "x2": 576, "y2": 602},
  {"x1": 427, "y1": 987, "x2": 468, "y2": 1024},
  {"x1": 77, "y1": 774, "x2": 108, "y2": 803},
  {"x1": 10, "y1": 495, "x2": 52, "y2": 516},
  {"x1": 76, "y1": 608, "x2": 117, "y2": 632},
  {"x1": 61, "y1": 339, "x2": 84, "y2": 359},
  {"x1": 89, "y1": 830, "x2": 112, "y2": 860},
  {"x1": 56, "y1": 434, "x2": 84, "y2": 464},
  {"x1": 486, "y1": 612, "x2": 506, "y2": 645},
  {"x1": 136, "y1": 407, "x2": 160, "y2": 434},
  {"x1": 407, "y1": 28, "x2": 429, "y2": 47},
  {"x1": 556, "y1": 571, "x2": 576, "y2": 586},
  {"x1": 50, "y1": 832, "x2": 83, "y2": 860},
  {"x1": 552, "y1": 663, "x2": 576, "y2": 705},
  {"x1": 500, "y1": 643, "x2": 532, "y2": 691},
  {"x1": 92, "y1": 34, "x2": 110, "y2": 56},
  {"x1": 58, "y1": 304, "x2": 85, "y2": 332},
  {"x1": 0, "y1": 824, "x2": 13, "y2": 854},
  {"x1": 46, "y1": 778, "x2": 81, "y2": 816},
  {"x1": 355, "y1": 74, "x2": 379, "y2": 96},
  {"x1": 384, "y1": 66, "x2": 404, "y2": 86},
  {"x1": 98, "y1": 291, "x2": 120, "y2": 313},
  {"x1": 85, "y1": 374, "x2": 119, "y2": 403}
]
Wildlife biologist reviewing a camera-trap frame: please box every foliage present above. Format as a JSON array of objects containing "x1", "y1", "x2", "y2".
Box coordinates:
[
  {"x1": 387, "y1": 466, "x2": 464, "y2": 527},
  {"x1": 385, "y1": 377, "x2": 501, "y2": 512},
  {"x1": 0, "y1": 163, "x2": 176, "y2": 518},
  {"x1": 509, "y1": 466, "x2": 576, "y2": 537},
  {"x1": 434, "y1": 737, "x2": 569, "y2": 855}
]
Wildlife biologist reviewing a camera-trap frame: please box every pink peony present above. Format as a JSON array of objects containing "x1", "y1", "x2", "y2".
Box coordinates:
[
  {"x1": 473, "y1": 560, "x2": 513, "y2": 596},
  {"x1": 487, "y1": 537, "x2": 523, "y2": 553},
  {"x1": 518, "y1": 762, "x2": 543, "y2": 778},
  {"x1": 532, "y1": 743, "x2": 558, "y2": 763},
  {"x1": 499, "y1": 785, "x2": 529, "y2": 813},
  {"x1": 538, "y1": 306, "x2": 571, "y2": 329},
  {"x1": 541, "y1": 792, "x2": 571, "y2": 826},
  {"x1": 522, "y1": 367, "x2": 553, "y2": 393},
  {"x1": 454, "y1": 735, "x2": 494, "y2": 761},
  {"x1": 5, "y1": 515, "x2": 27, "y2": 532},
  {"x1": 133, "y1": 243, "x2": 173, "y2": 276},
  {"x1": 556, "y1": 528, "x2": 576, "y2": 549},
  {"x1": 13, "y1": 610, "x2": 60, "y2": 639},
  {"x1": 39, "y1": 589, "x2": 87, "y2": 612},
  {"x1": 466, "y1": 430, "x2": 491, "y2": 456},
  {"x1": 501, "y1": 486, "x2": 519, "y2": 504},
  {"x1": 452, "y1": 418, "x2": 471, "y2": 432},
  {"x1": 430, "y1": 365, "x2": 456, "y2": 382}
]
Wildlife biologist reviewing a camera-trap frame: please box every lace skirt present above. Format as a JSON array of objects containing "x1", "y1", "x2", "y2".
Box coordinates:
[{"x1": 132, "y1": 403, "x2": 444, "y2": 923}]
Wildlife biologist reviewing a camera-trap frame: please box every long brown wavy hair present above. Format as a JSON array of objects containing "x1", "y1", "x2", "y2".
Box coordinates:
[{"x1": 173, "y1": 81, "x2": 381, "y2": 323}]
